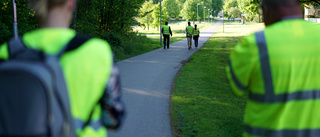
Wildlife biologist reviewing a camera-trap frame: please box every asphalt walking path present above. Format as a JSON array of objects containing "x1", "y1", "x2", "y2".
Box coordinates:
[{"x1": 108, "y1": 19, "x2": 223, "y2": 137}]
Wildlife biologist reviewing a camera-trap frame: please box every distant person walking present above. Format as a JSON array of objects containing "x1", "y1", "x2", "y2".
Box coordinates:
[
  {"x1": 193, "y1": 24, "x2": 200, "y2": 48},
  {"x1": 161, "y1": 22, "x2": 172, "y2": 49},
  {"x1": 186, "y1": 22, "x2": 194, "y2": 50}
]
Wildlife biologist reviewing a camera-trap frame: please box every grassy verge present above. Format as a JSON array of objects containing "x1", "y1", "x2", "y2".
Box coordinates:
[
  {"x1": 111, "y1": 34, "x2": 161, "y2": 61},
  {"x1": 170, "y1": 22, "x2": 264, "y2": 137}
]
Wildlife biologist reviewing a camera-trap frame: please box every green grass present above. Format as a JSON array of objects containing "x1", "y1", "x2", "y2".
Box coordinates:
[{"x1": 170, "y1": 21, "x2": 264, "y2": 137}]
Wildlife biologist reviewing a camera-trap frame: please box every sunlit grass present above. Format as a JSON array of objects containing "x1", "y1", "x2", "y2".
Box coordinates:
[{"x1": 171, "y1": 21, "x2": 264, "y2": 137}]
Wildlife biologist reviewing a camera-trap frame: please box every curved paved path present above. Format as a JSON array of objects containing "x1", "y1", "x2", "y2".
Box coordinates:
[{"x1": 108, "y1": 20, "x2": 223, "y2": 137}]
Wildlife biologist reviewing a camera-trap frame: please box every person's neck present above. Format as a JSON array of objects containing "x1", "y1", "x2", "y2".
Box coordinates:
[
  {"x1": 40, "y1": 8, "x2": 70, "y2": 28},
  {"x1": 281, "y1": 15, "x2": 303, "y2": 20},
  {"x1": 277, "y1": 5, "x2": 303, "y2": 21}
]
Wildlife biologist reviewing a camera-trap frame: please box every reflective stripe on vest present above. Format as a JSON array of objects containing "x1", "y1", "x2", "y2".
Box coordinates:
[
  {"x1": 163, "y1": 25, "x2": 170, "y2": 35},
  {"x1": 251, "y1": 31, "x2": 320, "y2": 103},
  {"x1": 194, "y1": 28, "x2": 199, "y2": 36},
  {"x1": 228, "y1": 60, "x2": 247, "y2": 91},
  {"x1": 74, "y1": 118, "x2": 103, "y2": 131},
  {"x1": 245, "y1": 30, "x2": 320, "y2": 137},
  {"x1": 245, "y1": 124, "x2": 320, "y2": 137},
  {"x1": 187, "y1": 26, "x2": 193, "y2": 36}
]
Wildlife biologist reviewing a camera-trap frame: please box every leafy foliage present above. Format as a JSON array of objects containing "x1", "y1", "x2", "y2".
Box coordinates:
[
  {"x1": 180, "y1": 0, "x2": 203, "y2": 22},
  {"x1": 300, "y1": 0, "x2": 320, "y2": 5},
  {"x1": 137, "y1": 1, "x2": 154, "y2": 30},
  {"x1": 229, "y1": 7, "x2": 241, "y2": 18},
  {"x1": 232, "y1": 0, "x2": 320, "y2": 21},
  {"x1": 163, "y1": 0, "x2": 180, "y2": 19},
  {"x1": 137, "y1": 1, "x2": 169, "y2": 30},
  {"x1": 223, "y1": 0, "x2": 238, "y2": 17},
  {"x1": 237, "y1": 0, "x2": 260, "y2": 20},
  {"x1": 0, "y1": 0, "x2": 37, "y2": 44},
  {"x1": 151, "y1": 3, "x2": 169, "y2": 29},
  {"x1": 73, "y1": 0, "x2": 145, "y2": 35},
  {"x1": 179, "y1": 0, "x2": 223, "y2": 23}
]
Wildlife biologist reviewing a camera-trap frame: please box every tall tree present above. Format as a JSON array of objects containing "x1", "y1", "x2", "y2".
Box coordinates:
[
  {"x1": 229, "y1": 7, "x2": 241, "y2": 19},
  {"x1": 180, "y1": 0, "x2": 223, "y2": 23},
  {"x1": 0, "y1": 0, "x2": 37, "y2": 44},
  {"x1": 224, "y1": 0, "x2": 238, "y2": 11},
  {"x1": 163, "y1": 0, "x2": 180, "y2": 20},
  {"x1": 210, "y1": 0, "x2": 224, "y2": 16},
  {"x1": 237, "y1": 0, "x2": 259, "y2": 20},
  {"x1": 137, "y1": 1, "x2": 154, "y2": 30},
  {"x1": 180, "y1": 0, "x2": 202, "y2": 23},
  {"x1": 151, "y1": 3, "x2": 169, "y2": 29}
]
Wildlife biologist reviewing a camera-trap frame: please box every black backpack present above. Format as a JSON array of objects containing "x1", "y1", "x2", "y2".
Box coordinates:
[{"x1": 0, "y1": 35, "x2": 90, "y2": 137}]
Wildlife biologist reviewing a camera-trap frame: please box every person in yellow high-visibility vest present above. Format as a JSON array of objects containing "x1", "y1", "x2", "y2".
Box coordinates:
[
  {"x1": 193, "y1": 24, "x2": 200, "y2": 48},
  {"x1": 161, "y1": 22, "x2": 172, "y2": 49},
  {"x1": 226, "y1": 0, "x2": 320, "y2": 136},
  {"x1": 0, "y1": 0, "x2": 125, "y2": 136},
  {"x1": 186, "y1": 22, "x2": 194, "y2": 50}
]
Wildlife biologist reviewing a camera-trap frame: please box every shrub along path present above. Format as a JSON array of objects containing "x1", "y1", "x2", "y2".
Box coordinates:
[{"x1": 108, "y1": 20, "x2": 223, "y2": 137}]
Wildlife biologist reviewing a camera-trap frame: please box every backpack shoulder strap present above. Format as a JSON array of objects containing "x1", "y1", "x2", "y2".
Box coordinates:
[
  {"x1": 57, "y1": 34, "x2": 92, "y2": 58},
  {"x1": 7, "y1": 38, "x2": 26, "y2": 59}
]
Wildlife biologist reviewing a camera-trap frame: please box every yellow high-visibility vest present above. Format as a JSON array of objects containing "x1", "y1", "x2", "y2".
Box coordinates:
[
  {"x1": 194, "y1": 28, "x2": 199, "y2": 36},
  {"x1": 0, "y1": 29, "x2": 113, "y2": 137},
  {"x1": 163, "y1": 25, "x2": 170, "y2": 35},
  {"x1": 226, "y1": 19, "x2": 320, "y2": 137},
  {"x1": 186, "y1": 26, "x2": 193, "y2": 36}
]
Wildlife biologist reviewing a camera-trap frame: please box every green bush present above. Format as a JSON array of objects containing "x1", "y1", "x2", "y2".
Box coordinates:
[
  {"x1": 0, "y1": 22, "x2": 12, "y2": 44},
  {"x1": 104, "y1": 33, "x2": 122, "y2": 48},
  {"x1": 102, "y1": 31, "x2": 162, "y2": 61}
]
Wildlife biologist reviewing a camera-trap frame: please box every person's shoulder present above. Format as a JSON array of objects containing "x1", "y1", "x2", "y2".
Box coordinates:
[
  {"x1": 239, "y1": 32, "x2": 258, "y2": 47},
  {"x1": 83, "y1": 37, "x2": 112, "y2": 53},
  {"x1": 75, "y1": 37, "x2": 113, "y2": 62},
  {"x1": 0, "y1": 42, "x2": 8, "y2": 60}
]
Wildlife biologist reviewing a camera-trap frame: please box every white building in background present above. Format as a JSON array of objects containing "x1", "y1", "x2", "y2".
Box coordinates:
[{"x1": 305, "y1": 5, "x2": 320, "y2": 23}]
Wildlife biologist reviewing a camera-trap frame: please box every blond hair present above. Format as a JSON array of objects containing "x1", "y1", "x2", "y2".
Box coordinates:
[{"x1": 29, "y1": 0, "x2": 67, "y2": 24}]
